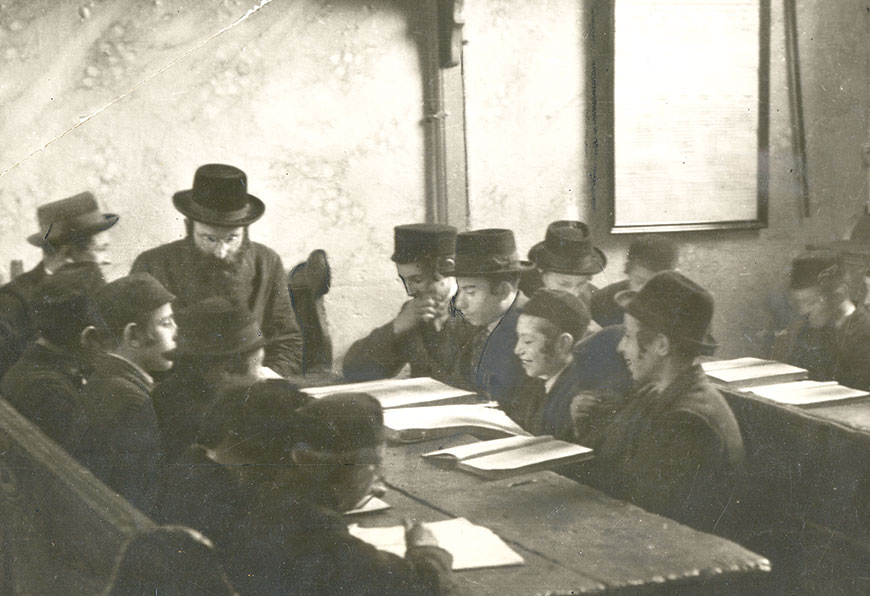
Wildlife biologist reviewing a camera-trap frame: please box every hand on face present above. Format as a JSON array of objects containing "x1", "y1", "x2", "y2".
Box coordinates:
[
  {"x1": 393, "y1": 296, "x2": 441, "y2": 335},
  {"x1": 404, "y1": 520, "x2": 439, "y2": 548}
]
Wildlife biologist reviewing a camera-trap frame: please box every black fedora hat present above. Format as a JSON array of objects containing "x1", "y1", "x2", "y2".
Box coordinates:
[
  {"x1": 529, "y1": 221, "x2": 606, "y2": 276},
  {"x1": 789, "y1": 249, "x2": 846, "y2": 290},
  {"x1": 28, "y1": 192, "x2": 119, "y2": 247},
  {"x1": 454, "y1": 229, "x2": 533, "y2": 276},
  {"x1": 169, "y1": 297, "x2": 267, "y2": 358},
  {"x1": 390, "y1": 224, "x2": 457, "y2": 272},
  {"x1": 615, "y1": 271, "x2": 718, "y2": 355},
  {"x1": 172, "y1": 164, "x2": 265, "y2": 227}
]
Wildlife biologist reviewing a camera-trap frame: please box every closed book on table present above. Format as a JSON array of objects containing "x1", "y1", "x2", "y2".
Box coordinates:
[
  {"x1": 422, "y1": 434, "x2": 594, "y2": 479},
  {"x1": 701, "y1": 357, "x2": 771, "y2": 372},
  {"x1": 382, "y1": 404, "x2": 529, "y2": 443},
  {"x1": 750, "y1": 380, "x2": 870, "y2": 407},
  {"x1": 302, "y1": 377, "x2": 479, "y2": 409},
  {"x1": 704, "y1": 361, "x2": 808, "y2": 389}
]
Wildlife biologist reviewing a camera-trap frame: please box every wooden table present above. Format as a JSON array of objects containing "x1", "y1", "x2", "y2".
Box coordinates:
[{"x1": 348, "y1": 434, "x2": 770, "y2": 595}]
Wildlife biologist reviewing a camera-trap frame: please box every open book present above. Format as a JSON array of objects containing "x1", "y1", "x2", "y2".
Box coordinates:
[
  {"x1": 382, "y1": 404, "x2": 529, "y2": 443},
  {"x1": 302, "y1": 377, "x2": 479, "y2": 409},
  {"x1": 700, "y1": 357, "x2": 770, "y2": 372},
  {"x1": 348, "y1": 517, "x2": 524, "y2": 570},
  {"x1": 749, "y1": 380, "x2": 870, "y2": 407},
  {"x1": 702, "y1": 359, "x2": 808, "y2": 389},
  {"x1": 344, "y1": 496, "x2": 392, "y2": 516},
  {"x1": 422, "y1": 435, "x2": 593, "y2": 479}
]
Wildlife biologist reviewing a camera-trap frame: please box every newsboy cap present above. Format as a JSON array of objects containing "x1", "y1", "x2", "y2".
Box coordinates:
[
  {"x1": 789, "y1": 249, "x2": 847, "y2": 290},
  {"x1": 96, "y1": 274, "x2": 175, "y2": 331},
  {"x1": 615, "y1": 271, "x2": 718, "y2": 355},
  {"x1": 454, "y1": 229, "x2": 533, "y2": 277},
  {"x1": 293, "y1": 392, "x2": 384, "y2": 454},
  {"x1": 390, "y1": 224, "x2": 457, "y2": 271},
  {"x1": 522, "y1": 288, "x2": 591, "y2": 342},
  {"x1": 27, "y1": 191, "x2": 119, "y2": 248}
]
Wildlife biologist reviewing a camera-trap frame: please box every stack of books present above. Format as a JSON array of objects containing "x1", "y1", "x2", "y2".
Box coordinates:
[{"x1": 702, "y1": 358, "x2": 870, "y2": 407}]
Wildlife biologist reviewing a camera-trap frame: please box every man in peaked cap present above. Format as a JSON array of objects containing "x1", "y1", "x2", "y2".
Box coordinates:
[
  {"x1": 343, "y1": 223, "x2": 473, "y2": 382},
  {"x1": 0, "y1": 191, "x2": 117, "y2": 380},
  {"x1": 78, "y1": 273, "x2": 177, "y2": 514},
  {"x1": 590, "y1": 235, "x2": 679, "y2": 328},
  {"x1": 579, "y1": 271, "x2": 744, "y2": 534},
  {"x1": 452, "y1": 228, "x2": 533, "y2": 406},
  {"x1": 131, "y1": 164, "x2": 302, "y2": 378},
  {"x1": 779, "y1": 249, "x2": 870, "y2": 389}
]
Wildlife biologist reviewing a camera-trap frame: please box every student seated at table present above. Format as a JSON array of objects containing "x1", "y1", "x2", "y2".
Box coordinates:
[
  {"x1": 343, "y1": 223, "x2": 473, "y2": 382},
  {"x1": 1, "y1": 262, "x2": 105, "y2": 455},
  {"x1": 453, "y1": 228, "x2": 531, "y2": 406},
  {"x1": 777, "y1": 249, "x2": 870, "y2": 390},
  {"x1": 520, "y1": 220, "x2": 607, "y2": 313},
  {"x1": 208, "y1": 391, "x2": 454, "y2": 595},
  {"x1": 580, "y1": 271, "x2": 744, "y2": 533},
  {"x1": 590, "y1": 235, "x2": 679, "y2": 328},
  {"x1": 77, "y1": 274, "x2": 176, "y2": 515},
  {"x1": 151, "y1": 297, "x2": 268, "y2": 464}
]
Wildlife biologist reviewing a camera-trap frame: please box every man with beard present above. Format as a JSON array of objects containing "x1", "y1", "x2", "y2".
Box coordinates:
[
  {"x1": 343, "y1": 223, "x2": 472, "y2": 382},
  {"x1": 131, "y1": 164, "x2": 302, "y2": 378}
]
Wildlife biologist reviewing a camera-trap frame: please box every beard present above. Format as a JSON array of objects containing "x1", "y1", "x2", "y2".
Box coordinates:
[{"x1": 188, "y1": 236, "x2": 256, "y2": 305}]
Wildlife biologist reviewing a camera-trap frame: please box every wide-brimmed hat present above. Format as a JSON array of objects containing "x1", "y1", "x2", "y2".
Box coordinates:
[
  {"x1": 172, "y1": 164, "x2": 265, "y2": 226},
  {"x1": 169, "y1": 297, "x2": 267, "y2": 358},
  {"x1": 529, "y1": 221, "x2": 606, "y2": 276},
  {"x1": 390, "y1": 224, "x2": 457, "y2": 273},
  {"x1": 27, "y1": 192, "x2": 119, "y2": 248},
  {"x1": 615, "y1": 271, "x2": 718, "y2": 355},
  {"x1": 789, "y1": 249, "x2": 846, "y2": 290},
  {"x1": 454, "y1": 229, "x2": 533, "y2": 277}
]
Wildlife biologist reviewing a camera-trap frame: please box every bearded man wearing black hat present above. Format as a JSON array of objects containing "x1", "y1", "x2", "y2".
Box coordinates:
[
  {"x1": 131, "y1": 164, "x2": 302, "y2": 378},
  {"x1": 343, "y1": 223, "x2": 472, "y2": 382},
  {"x1": 452, "y1": 228, "x2": 532, "y2": 406},
  {"x1": 580, "y1": 271, "x2": 744, "y2": 534},
  {"x1": 779, "y1": 249, "x2": 870, "y2": 390},
  {"x1": 0, "y1": 192, "x2": 117, "y2": 380}
]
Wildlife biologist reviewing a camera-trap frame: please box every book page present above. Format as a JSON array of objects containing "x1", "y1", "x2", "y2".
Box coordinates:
[
  {"x1": 302, "y1": 377, "x2": 477, "y2": 409},
  {"x1": 701, "y1": 357, "x2": 771, "y2": 373},
  {"x1": 422, "y1": 435, "x2": 551, "y2": 462},
  {"x1": 706, "y1": 362, "x2": 807, "y2": 385},
  {"x1": 348, "y1": 517, "x2": 525, "y2": 570},
  {"x1": 461, "y1": 440, "x2": 593, "y2": 475},
  {"x1": 383, "y1": 404, "x2": 530, "y2": 438},
  {"x1": 344, "y1": 496, "x2": 392, "y2": 516}
]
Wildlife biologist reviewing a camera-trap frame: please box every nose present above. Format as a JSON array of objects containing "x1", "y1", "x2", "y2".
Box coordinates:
[
  {"x1": 216, "y1": 243, "x2": 230, "y2": 260},
  {"x1": 455, "y1": 293, "x2": 467, "y2": 311},
  {"x1": 514, "y1": 343, "x2": 522, "y2": 356}
]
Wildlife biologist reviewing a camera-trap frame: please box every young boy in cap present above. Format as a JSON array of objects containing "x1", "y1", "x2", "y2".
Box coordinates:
[
  {"x1": 78, "y1": 273, "x2": 177, "y2": 513},
  {"x1": 207, "y1": 391, "x2": 453, "y2": 596},
  {"x1": 0, "y1": 192, "x2": 117, "y2": 380},
  {"x1": 779, "y1": 249, "x2": 870, "y2": 389},
  {"x1": 590, "y1": 235, "x2": 679, "y2": 328},
  {"x1": 1, "y1": 262, "x2": 105, "y2": 454},
  {"x1": 522, "y1": 220, "x2": 607, "y2": 309},
  {"x1": 343, "y1": 223, "x2": 472, "y2": 382},
  {"x1": 452, "y1": 228, "x2": 531, "y2": 406},
  {"x1": 580, "y1": 271, "x2": 744, "y2": 533},
  {"x1": 151, "y1": 297, "x2": 270, "y2": 464},
  {"x1": 131, "y1": 163, "x2": 302, "y2": 378}
]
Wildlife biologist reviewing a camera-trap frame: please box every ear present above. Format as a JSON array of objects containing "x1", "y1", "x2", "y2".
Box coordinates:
[
  {"x1": 654, "y1": 332, "x2": 672, "y2": 357},
  {"x1": 80, "y1": 325, "x2": 100, "y2": 350},
  {"x1": 556, "y1": 332, "x2": 574, "y2": 354},
  {"x1": 494, "y1": 280, "x2": 513, "y2": 300},
  {"x1": 122, "y1": 322, "x2": 140, "y2": 347}
]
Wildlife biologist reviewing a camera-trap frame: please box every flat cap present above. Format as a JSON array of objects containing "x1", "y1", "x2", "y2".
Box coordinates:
[
  {"x1": 294, "y1": 392, "x2": 384, "y2": 453},
  {"x1": 522, "y1": 288, "x2": 591, "y2": 342},
  {"x1": 96, "y1": 273, "x2": 175, "y2": 330},
  {"x1": 789, "y1": 249, "x2": 846, "y2": 290}
]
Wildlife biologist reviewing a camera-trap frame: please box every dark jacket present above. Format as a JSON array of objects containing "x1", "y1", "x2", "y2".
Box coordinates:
[
  {"x1": 590, "y1": 279, "x2": 630, "y2": 328},
  {"x1": 151, "y1": 367, "x2": 222, "y2": 465},
  {"x1": 226, "y1": 495, "x2": 453, "y2": 596},
  {"x1": 0, "y1": 263, "x2": 47, "y2": 380},
  {"x1": 0, "y1": 341, "x2": 91, "y2": 454},
  {"x1": 78, "y1": 353, "x2": 161, "y2": 514},
  {"x1": 343, "y1": 302, "x2": 473, "y2": 383},
  {"x1": 783, "y1": 307, "x2": 870, "y2": 390},
  {"x1": 584, "y1": 364, "x2": 744, "y2": 533},
  {"x1": 455, "y1": 298, "x2": 526, "y2": 407},
  {"x1": 131, "y1": 238, "x2": 302, "y2": 377}
]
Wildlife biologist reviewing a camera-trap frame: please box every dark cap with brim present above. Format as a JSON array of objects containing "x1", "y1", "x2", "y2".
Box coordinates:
[
  {"x1": 168, "y1": 296, "x2": 267, "y2": 358},
  {"x1": 28, "y1": 191, "x2": 119, "y2": 247},
  {"x1": 522, "y1": 288, "x2": 591, "y2": 342},
  {"x1": 293, "y1": 392, "x2": 384, "y2": 453},
  {"x1": 173, "y1": 164, "x2": 265, "y2": 227},
  {"x1": 454, "y1": 229, "x2": 534, "y2": 277},
  {"x1": 96, "y1": 274, "x2": 175, "y2": 331},
  {"x1": 615, "y1": 271, "x2": 718, "y2": 355},
  {"x1": 390, "y1": 224, "x2": 457, "y2": 269},
  {"x1": 789, "y1": 249, "x2": 846, "y2": 290}
]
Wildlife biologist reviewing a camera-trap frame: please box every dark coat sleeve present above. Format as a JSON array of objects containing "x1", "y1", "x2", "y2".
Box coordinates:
[
  {"x1": 260, "y1": 252, "x2": 303, "y2": 376},
  {"x1": 343, "y1": 321, "x2": 408, "y2": 381},
  {"x1": 0, "y1": 287, "x2": 34, "y2": 379}
]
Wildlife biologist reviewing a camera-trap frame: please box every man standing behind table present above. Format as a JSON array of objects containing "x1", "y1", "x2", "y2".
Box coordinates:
[
  {"x1": 580, "y1": 271, "x2": 744, "y2": 533},
  {"x1": 343, "y1": 224, "x2": 473, "y2": 382},
  {"x1": 131, "y1": 163, "x2": 301, "y2": 378},
  {"x1": 0, "y1": 192, "x2": 117, "y2": 380},
  {"x1": 452, "y1": 229, "x2": 532, "y2": 406}
]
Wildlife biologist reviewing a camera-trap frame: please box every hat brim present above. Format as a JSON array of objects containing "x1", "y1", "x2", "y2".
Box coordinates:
[
  {"x1": 173, "y1": 191, "x2": 265, "y2": 226},
  {"x1": 534, "y1": 246, "x2": 607, "y2": 276},
  {"x1": 615, "y1": 289, "x2": 718, "y2": 355},
  {"x1": 454, "y1": 259, "x2": 535, "y2": 277},
  {"x1": 166, "y1": 336, "x2": 269, "y2": 360},
  {"x1": 27, "y1": 213, "x2": 119, "y2": 247}
]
